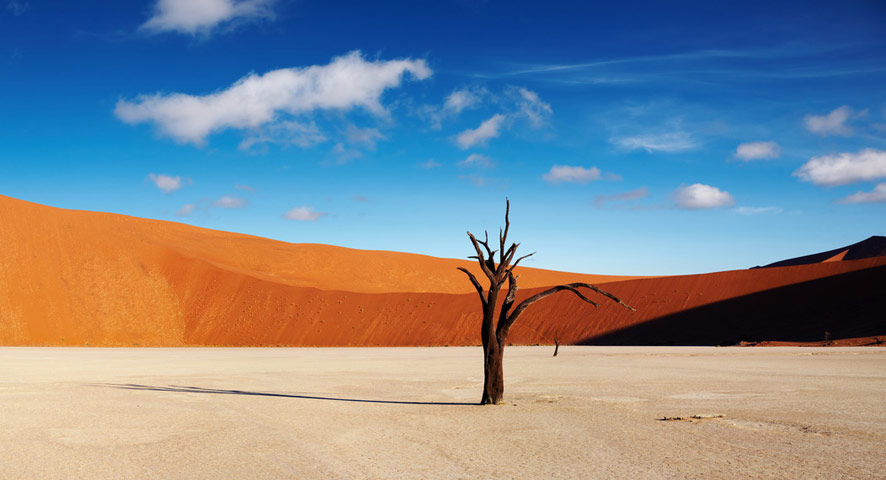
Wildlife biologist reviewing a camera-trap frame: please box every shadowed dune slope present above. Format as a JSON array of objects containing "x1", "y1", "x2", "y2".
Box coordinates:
[
  {"x1": 578, "y1": 263, "x2": 886, "y2": 346},
  {"x1": 757, "y1": 236, "x2": 886, "y2": 268},
  {"x1": 1, "y1": 195, "x2": 884, "y2": 346}
]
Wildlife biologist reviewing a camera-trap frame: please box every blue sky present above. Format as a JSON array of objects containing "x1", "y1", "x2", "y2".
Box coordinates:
[{"x1": 2, "y1": 0, "x2": 885, "y2": 275}]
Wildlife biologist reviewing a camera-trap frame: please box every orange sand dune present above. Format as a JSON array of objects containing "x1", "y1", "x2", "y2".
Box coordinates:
[
  {"x1": 0, "y1": 195, "x2": 638, "y2": 294},
  {"x1": 1, "y1": 195, "x2": 884, "y2": 347},
  {"x1": 0, "y1": 195, "x2": 638, "y2": 346}
]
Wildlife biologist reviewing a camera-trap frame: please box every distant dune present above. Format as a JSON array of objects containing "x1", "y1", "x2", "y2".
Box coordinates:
[
  {"x1": 0, "y1": 195, "x2": 883, "y2": 347},
  {"x1": 755, "y1": 235, "x2": 886, "y2": 268}
]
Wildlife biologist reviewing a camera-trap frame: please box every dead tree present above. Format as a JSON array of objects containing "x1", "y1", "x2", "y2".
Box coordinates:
[{"x1": 459, "y1": 200, "x2": 634, "y2": 405}]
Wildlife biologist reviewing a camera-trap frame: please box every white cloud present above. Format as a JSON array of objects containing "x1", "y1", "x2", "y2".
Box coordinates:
[
  {"x1": 613, "y1": 132, "x2": 697, "y2": 153},
  {"x1": 734, "y1": 141, "x2": 780, "y2": 161},
  {"x1": 793, "y1": 148, "x2": 886, "y2": 186},
  {"x1": 115, "y1": 51, "x2": 431, "y2": 146},
  {"x1": 213, "y1": 196, "x2": 247, "y2": 208},
  {"x1": 419, "y1": 159, "x2": 440, "y2": 169},
  {"x1": 543, "y1": 165, "x2": 601, "y2": 184},
  {"x1": 804, "y1": 105, "x2": 854, "y2": 136},
  {"x1": 284, "y1": 206, "x2": 326, "y2": 221},
  {"x1": 840, "y1": 183, "x2": 886, "y2": 204},
  {"x1": 673, "y1": 183, "x2": 735, "y2": 209},
  {"x1": 459, "y1": 153, "x2": 493, "y2": 168},
  {"x1": 456, "y1": 114, "x2": 506, "y2": 149},
  {"x1": 514, "y1": 87, "x2": 552, "y2": 128},
  {"x1": 141, "y1": 0, "x2": 274, "y2": 35},
  {"x1": 733, "y1": 206, "x2": 783, "y2": 215},
  {"x1": 234, "y1": 184, "x2": 255, "y2": 191},
  {"x1": 177, "y1": 203, "x2": 197, "y2": 216},
  {"x1": 147, "y1": 173, "x2": 184, "y2": 193}
]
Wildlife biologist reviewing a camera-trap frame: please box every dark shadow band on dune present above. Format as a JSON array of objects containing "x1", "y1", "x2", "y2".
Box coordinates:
[
  {"x1": 579, "y1": 265, "x2": 886, "y2": 346},
  {"x1": 91, "y1": 383, "x2": 477, "y2": 406},
  {"x1": 755, "y1": 236, "x2": 886, "y2": 268}
]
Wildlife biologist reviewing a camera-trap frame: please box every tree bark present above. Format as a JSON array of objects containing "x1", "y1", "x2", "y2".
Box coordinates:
[{"x1": 481, "y1": 336, "x2": 504, "y2": 404}]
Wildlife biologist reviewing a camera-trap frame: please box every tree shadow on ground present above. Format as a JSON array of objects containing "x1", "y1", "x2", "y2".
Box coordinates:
[{"x1": 92, "y1": 383, "x2": 477, "y2": 406}]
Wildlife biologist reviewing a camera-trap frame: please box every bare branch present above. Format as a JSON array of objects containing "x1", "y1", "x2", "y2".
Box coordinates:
[
  {"x1": 503, "y1": 199, "x2": 510, "y2": 242},
  {"x1": 499, "y1": 199, "x2": 511, "y2": 265},
  {"x1": 500, "y1": 282, "x2": 633, "y2": 338},
  {"x1": 467, "y1": 231, "x2": 494, "y2": 280},
  {"x1": 570, "y1": 283, "x2": 636, "y2": 312},
  {"x1": 457, "y1": 267, "x2": 487, "y2": 308},
  {"x1": 477, "y1": 230, "x2": 498, "y2": 272},
  {"x1": 501, "y1": 242, "x2": 519, "y2": 267},
  {"x1": 510, "y1": 251, "x2": 535, "y2": 270},
  {"x1": 480, "y1": 230, "x2": 495, "y2": 258}
]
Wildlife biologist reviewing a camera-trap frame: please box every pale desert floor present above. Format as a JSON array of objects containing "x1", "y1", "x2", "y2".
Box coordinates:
[{"x1": 1, "y1": 346, "x2": 884, "y2": 479}]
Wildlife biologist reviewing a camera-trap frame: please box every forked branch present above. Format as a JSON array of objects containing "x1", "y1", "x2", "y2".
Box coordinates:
[{"x1": 467, "y1": 231, "x2": 494, "y2": 280}]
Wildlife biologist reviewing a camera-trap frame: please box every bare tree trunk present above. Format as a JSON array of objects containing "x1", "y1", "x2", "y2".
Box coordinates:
[
  {"x1": 479, "y1": 288, "x2": 503, "y2": 405},
  {"x1": 481, "y1": 336, "x2": 504, "y2": 404},
  {"x1": 553, "y1": 336, "x2": 560, "y2": 357}
]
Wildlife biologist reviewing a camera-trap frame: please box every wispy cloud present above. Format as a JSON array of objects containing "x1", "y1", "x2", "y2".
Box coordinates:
[
  {"x1": 840, "y1": 183, "x2": 886, "y2": 204},
  {"x1": 147, "y1": 173, "x2": 187, "y2": 193},
  {"x1": 213, "y1": 196, "x2": 247, "y2": 208},
  {"x1": 673, "y1": 183, "x2": 735, "y2": 209},
  {"x1": 793, "y1": 148, "x2": 886, "y2": 186},
  {"x1": 594, "y1": 187, "x2": 649, "y2": 207},
  {"x1": 345, "y1": 125, "x2": 385, "y2": 150},
  {"x1": 419, "y1": 159, "x2": 440, "y2": 169},
  {"x1": 734, "y1": 141, "x2": 780, "y2": 161},
  {"x1": 804, "y1": 106, "x2": 856, "y2": 136},
  {"x1": 176, "y1": 203, "x2": 197, "y2": 216},
  {"x1": 234, "y1": 184, "x2": 255, "y2": 191},
  {"x1": 490, "y1": 46, "x2": 886, "y2": 85},
  {"x1": 612, "y1": 132, "x2": 698, "y2": 153},
  {"x1": 512, "y1": 87, "x2": 552, "y2": 128},
  {"x1": 239, "y1": 120, "x2": 326, "y2": 151},
  {"x1": 284, "y1": 206, "x2": 326, "y2": 221},
  {"x1": 6, "y1": 0, "x2": 28, "y2": 15},
  {"x1": 459, "y1": 153, "x2": 494, "y2": 168},
  {"x1": 116, "y1": 51, "x2": 431, "y2": 146},
  {"x1": 445, "y1": 86, "x2": 485, "y2": 114},
  {"x1": 174, "y1": 194, "x2": 248, "y2": 216},
  {"x1": 456, "y1": 114, "x2": 506, "y2": 149},
  {"x1": 542, "y1": 165, "x2": 616, "y2": 184},
  {"x1": 421, "y1": 85, "x2": 487, "y2": 130},
  {"x1": 141, "y1": 0, "x2": 275, "y2": 36},
  {"x1": 458, "y1": 174, "x2": 489, "y2": 188},
  {"x1": 733, "y1": 206, "x2": 783, "y2": 215}
]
